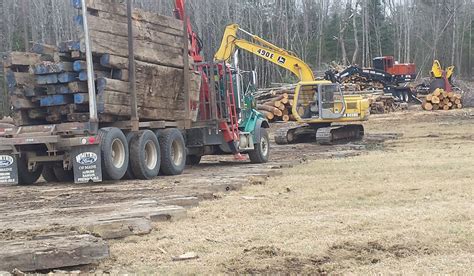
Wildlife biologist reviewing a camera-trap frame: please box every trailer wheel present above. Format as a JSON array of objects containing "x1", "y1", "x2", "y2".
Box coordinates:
[
  {"x1": 42, "y1": 165, "x2": 58, "y2": 183},
  {"x1": 122, "y1": 132, "x2": 136, "y2": 180},
  {"x1": 186, "y1": 155, "x2": 202, "y2": 166},
  {"x1": 53, "y1": 166, "x2": 74, "y2": 182},
  {"x1": 99, "y1": 127, "x2": 129, "y2": 180},
  {"x1": 17, "y1": 156, "x2": 42, "y2": 185},
  {"x1": 159, "y1": 128, "x2": 186, "y2": 176},
  {"x1": 130, "y1": 130, "x2": 160, "y2": 180},
  {"x1": 249, "y1": 128, "x2": 270, "y2": 164}
]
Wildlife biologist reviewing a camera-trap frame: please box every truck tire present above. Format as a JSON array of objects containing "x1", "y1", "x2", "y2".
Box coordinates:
[
  {"x1": 130, "y1": 130, "x2": 160, "y2": 180},
  {"x1": 122, "y1": 132, "x2": 136, "y2": 180},
  {"x1": 17, "y1": 156, "x2": 42, "y2": 185},
  {"x1": 159, "y1": 128, "x2": 186, "y2": 176},
  {"x1": 249, "y1": 128, "x2": 270, "y2": 164},
  {"x1": 53, "y1": 166, "x2": 74, "y2": 182},
  {"x1": 99, "y1": 127, "x2": 129, "y2": 180},
  {"x1": 186, "y1": 155, "x2": 202, "y2": 166},
  {"x1": 42, "y1": 165, "x2": 58, "y2": 183}
]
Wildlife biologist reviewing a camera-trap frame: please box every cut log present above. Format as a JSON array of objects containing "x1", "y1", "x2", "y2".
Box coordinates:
[
  {"x1": 282, "y1": 115, "x2": 290, "y2": 122},
  {"x1": 432, "y1": 88, "x2": 442, "y2": 97},
  {"x1": 432, "y1": 104, "x2": 440, "y2": 110},
  {"x1": 426, "y1": 94, "x2": 433, "y2": 102},
  {"x1": 258, "y1": 110, "x2": 274, "y2": 120},
  {"x1": 257, "y1": 104, "x2": 283, "y2": 116},
  {"x1": 431, "y1": 96, "x2": 440, "y2": 104}
]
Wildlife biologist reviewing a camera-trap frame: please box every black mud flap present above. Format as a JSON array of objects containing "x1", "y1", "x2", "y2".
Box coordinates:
[
  {"x1": 0, "y1": 153, "x2": 18, "y2": 185},
  {"x1": 72, "y1": 145, "x2": 102, "y2": 184}
]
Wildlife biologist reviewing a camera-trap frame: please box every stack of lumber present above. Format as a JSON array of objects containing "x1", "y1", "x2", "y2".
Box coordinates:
[
  {"x1": 368, "y1": 95, "x2": 408, "y2": 114},
  {"x1": 3, "y1": 0, "x2": 197, "y2": 126},
  {"x1": 421, "y1": 88, "x2": 463, "y2": 111},
  {"x1": 255, "y1": 85, "x2": 296, "y2": 122}
]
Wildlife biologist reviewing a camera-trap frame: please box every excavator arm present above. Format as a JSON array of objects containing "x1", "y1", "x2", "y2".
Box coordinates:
[{"x1": 214, "y1": 24, "x2": 315, "y2": 82}]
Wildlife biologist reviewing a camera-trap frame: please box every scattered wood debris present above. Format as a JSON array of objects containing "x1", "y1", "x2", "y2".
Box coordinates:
[{"x1": 172, "y1": 252, "x2": 199, "y2": 261}]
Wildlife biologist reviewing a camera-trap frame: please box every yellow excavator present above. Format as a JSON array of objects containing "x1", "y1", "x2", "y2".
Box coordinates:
[{"x1": 214, "y1": 24, "x2": 370, "y2": 144}]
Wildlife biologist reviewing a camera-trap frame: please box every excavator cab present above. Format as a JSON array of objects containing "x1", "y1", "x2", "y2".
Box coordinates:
[{"x1": 295, "y1": 83, "x2": 345, "y2": 120}]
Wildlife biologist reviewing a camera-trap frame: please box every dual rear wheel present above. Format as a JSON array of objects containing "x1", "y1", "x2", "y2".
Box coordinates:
[{"x1": 122, "y1": 128, "x2": 186, "y2": 180}]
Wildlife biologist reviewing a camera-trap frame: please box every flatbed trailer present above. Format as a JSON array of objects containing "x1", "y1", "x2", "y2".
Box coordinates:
[{"x1": 0, "y1": 0, "x2": 270, "y2": 185}]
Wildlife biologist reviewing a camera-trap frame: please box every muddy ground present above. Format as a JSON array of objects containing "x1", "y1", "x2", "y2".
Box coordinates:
[{"x1": 0, "y1": 107, "x2": 473, "y2": 274}]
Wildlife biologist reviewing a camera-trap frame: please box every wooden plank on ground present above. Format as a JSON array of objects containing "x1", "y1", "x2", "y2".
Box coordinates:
[
  {"x1": 78, "y1": 217, "x2": 152, "y2": 240},
  {"x1": 0, "y1": 234, "x2": 109, "y2": 272}
]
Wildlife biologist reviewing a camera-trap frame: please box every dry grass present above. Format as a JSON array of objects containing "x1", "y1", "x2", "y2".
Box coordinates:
[{"x1": 97, "y1": 108, "x2": 474, "y2": 274}]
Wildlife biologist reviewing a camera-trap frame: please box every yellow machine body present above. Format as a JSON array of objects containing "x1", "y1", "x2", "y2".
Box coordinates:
[{"x1": 215, "y1": 24, "x2": 370, "y2": 126}]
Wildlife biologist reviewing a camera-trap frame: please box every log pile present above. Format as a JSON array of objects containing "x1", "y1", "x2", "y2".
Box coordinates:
[
  {"x1": 255, "y1": 85, "x2": 296, "y2": 122},
  {"x1": 368, "y1": 95, "x2": 408, "y2": 114},
  {"x1": 340, "y1": 75, "x2": 384, "y2": 91},
  {"x1": 421, "y1": 88, "x2": 463, "y2": 111},
  {"x1": 3, "y1": 0, "x2": 197, "y2": 126}
]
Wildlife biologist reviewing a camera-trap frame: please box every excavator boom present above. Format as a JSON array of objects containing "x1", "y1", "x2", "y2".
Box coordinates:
[{"x1": 214, "y1": 24, "x2": 315, "y2": 82}]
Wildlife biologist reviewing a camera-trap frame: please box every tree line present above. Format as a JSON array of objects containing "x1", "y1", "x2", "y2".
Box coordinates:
[{"x1": 1, "y1": 0, "x2": 472, "y2": 115}]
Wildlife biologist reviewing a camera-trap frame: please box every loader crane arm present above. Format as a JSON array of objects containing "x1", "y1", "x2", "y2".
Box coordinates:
[{"x1": 214, "y1": 24, "x2": 315, "y2": 82}]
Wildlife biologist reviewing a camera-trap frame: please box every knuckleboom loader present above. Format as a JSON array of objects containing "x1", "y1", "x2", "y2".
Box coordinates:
[{"x1": 215, "y1": 24, "x2": 370, "y2": 144}]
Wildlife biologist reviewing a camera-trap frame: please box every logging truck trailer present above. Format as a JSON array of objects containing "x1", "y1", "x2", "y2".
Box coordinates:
[{"x1": 0, "y1": 0, "x2": 270, "y2": 185}]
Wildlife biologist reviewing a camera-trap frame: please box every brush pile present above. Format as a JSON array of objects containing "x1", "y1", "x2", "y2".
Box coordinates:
[{"x1": 421, "y1": 88, "x2": 463, "y2": 111}]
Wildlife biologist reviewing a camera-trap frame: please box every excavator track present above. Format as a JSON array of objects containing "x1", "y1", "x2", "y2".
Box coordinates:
[
  {"x1": 316, "y1": 125, "x2": 364, "y2": 145},
  {"x1": 274, "y1": 123, "x2": 301, "y2": 145}
]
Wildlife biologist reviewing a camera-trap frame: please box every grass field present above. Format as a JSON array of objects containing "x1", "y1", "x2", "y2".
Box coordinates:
[{"x1": 98, "y1": 108, "x2": 474, "y2": 274}]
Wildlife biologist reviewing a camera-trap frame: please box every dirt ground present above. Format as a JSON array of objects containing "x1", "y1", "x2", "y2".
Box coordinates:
[{"x1": 89, "y1": 108, "x2": 474, "y2": 274}]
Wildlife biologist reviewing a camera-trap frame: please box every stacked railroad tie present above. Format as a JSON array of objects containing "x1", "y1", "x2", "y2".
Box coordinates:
[
  {"x1": 255, "y1": 85, "x2": 296, "y2": 122},
  {"x1": 3, "y1": 0, "x2": 199, "y2": 126},
  {"x1": 421, "y1": 88, "x2": 463, "y2": 111}
]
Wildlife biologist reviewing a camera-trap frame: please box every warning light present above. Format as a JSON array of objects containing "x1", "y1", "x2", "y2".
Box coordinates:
[{"x1": 89, "y1": 136, "x2": 96, "y2": 144}]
